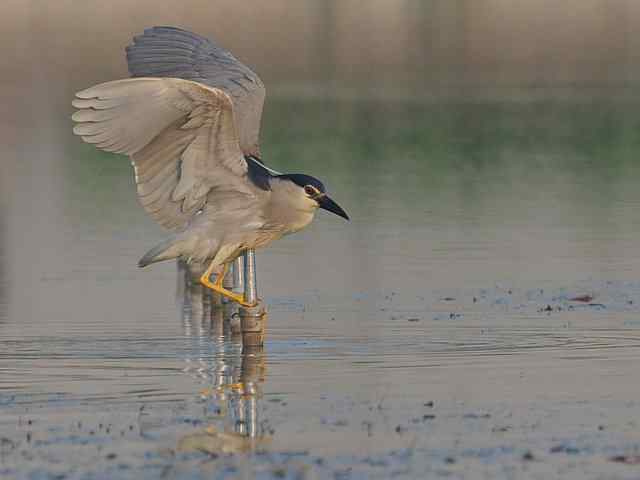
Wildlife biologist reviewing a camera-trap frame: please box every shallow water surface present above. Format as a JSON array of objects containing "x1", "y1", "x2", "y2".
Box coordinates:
[{"x1": 3, "y1": 99, "x2": 640, "y2": 479}]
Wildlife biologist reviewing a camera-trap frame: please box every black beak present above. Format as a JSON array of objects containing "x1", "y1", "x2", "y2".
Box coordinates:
[{"x1": 318, "y1": 195, "x2": 349, "y2": 221}]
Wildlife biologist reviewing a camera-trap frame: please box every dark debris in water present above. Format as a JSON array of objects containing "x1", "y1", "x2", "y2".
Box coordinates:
[
  {"x1": 550, "y1": 444, "x2": 580, "y2": 455},
  {"x1": 394, "y1": 425, "x2": 407, "y2": 434},
  {"x1": 569, "y1": 294, "x2": 594, "y2": 303},
  {"x1": 0, "y1": 437, "x2": 17, "y2": 452},
  {"x1": 609, "y1": 455, "x2": 640, "y2": 465},
  {"x1": 463, "y1": 413, "x2": 491, "y2": 419},
  {"x1": 492, "y1": 426, "x2": 511, "y2": 433},
  {"x1": 432, "y1": 313, "x2": 463, "y2": 321}
]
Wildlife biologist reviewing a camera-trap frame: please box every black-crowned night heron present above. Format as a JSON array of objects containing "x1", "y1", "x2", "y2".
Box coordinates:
[{"x1": 72, "y1": 26, "x2": 348, "y2": 307}]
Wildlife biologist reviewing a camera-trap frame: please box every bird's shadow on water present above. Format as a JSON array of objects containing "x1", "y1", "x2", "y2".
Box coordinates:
[{"x1": 175, "y1": 260, "x2": 271, "y2": 456}]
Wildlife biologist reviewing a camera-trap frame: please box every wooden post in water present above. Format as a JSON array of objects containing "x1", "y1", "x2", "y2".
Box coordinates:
[{"x1": 238, "y1": 249, "x2": 266, "y2": 348}]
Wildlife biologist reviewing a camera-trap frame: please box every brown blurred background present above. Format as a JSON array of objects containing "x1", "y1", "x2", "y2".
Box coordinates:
[{"x1": 3, "y1": 0, "x2": 640, "y2": 104}]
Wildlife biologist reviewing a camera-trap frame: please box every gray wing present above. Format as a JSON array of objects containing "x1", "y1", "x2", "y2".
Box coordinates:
[
  {"x1": 72, "y1": 78, "x2": 259, "y2": 231},
  {"x1": 126, "y1": 26, "x2": 265, "y2": 158}
]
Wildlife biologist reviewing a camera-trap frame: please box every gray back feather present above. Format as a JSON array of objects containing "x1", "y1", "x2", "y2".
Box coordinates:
[{"x1": 126, "y1": 26, "x2": 266, "y2": 157}]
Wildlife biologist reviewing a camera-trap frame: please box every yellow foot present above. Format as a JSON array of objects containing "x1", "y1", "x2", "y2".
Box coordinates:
[
  {"x1": 200, "y1": 276, "x2": 257, "y2": 308},
  {"x1": 221, "y1": 290, "x2": 258, "y2": 309},
  {"x1": 199, "y1": 261, "x2": 258, "y2": 308}
]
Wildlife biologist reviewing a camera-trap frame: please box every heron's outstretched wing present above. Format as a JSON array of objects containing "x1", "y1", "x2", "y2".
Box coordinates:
[
  {"x1": 72, "y1": 77, "x2": 258, "y2": 231},
  {"x1": 126, "y1": 26, "x2": 265, "y2": 158}
]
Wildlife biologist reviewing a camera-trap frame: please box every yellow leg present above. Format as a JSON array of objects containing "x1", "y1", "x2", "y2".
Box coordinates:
[
  {"x1": 200, "y1": 261, "x2": 257, "y2": 308},
  {"x1": 213, "y1": 262, "x2": 230, "y2": 287}
]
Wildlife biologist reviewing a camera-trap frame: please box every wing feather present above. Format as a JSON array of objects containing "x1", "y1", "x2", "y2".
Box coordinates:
[
  {"x1": 126, "y1": 26, "x2": 265, "y2": 157},
  {"x1": 72, "y1": 77, "x2": 257, "y2": 230}
]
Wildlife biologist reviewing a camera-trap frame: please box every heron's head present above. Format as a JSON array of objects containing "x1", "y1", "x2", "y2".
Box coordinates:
[{"x1": 276, "y1": 174, "x2": 349, "y2": 221}]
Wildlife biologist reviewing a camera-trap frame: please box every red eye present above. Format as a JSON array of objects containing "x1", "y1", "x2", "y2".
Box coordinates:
[{"x1": 304, "y1": 185, "x2": 316, "y2": 196}]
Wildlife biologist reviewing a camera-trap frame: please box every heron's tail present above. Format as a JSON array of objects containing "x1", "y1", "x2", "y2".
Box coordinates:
[{"x1": 138, "y1": 236, "x2": 184, "y2": 268}]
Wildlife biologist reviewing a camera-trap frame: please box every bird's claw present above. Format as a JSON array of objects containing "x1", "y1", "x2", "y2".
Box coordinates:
[
  {"x1": 227, "y1": 292, "x2": 259, "y2": 309},
  {"x1": 199, "y1": 274, "x2": 258, "y2": 308}
]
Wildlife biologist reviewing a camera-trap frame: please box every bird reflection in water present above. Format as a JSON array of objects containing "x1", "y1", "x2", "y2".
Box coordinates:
[{"x1": 176, "y1": 260, "x2": 270, "y2": 454}]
